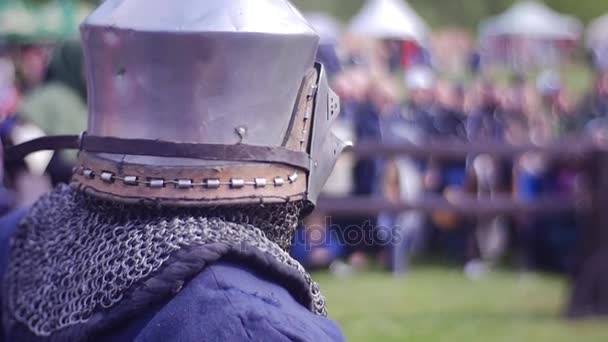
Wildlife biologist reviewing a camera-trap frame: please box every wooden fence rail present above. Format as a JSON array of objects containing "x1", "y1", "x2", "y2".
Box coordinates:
[{"x1": 316, "y1": 138, "x2": 607, "y2": 319}]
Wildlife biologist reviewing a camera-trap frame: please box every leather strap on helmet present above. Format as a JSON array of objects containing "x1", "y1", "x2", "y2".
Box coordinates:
[{"x1": 5, "y1": 134, "x2": 312, "y2": 171}]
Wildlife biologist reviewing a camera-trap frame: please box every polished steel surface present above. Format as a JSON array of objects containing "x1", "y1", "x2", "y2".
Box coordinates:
[
  {"x1": 307, "y1": 63, "x2": 347, "y2": 204},
  {"x1": 77, "y1": 0, "x2": 345, "y2": 206},
  {"x1": 81, "y1": 0, "x2": 318, "y2": 147},
  {"x1": 85, "y1": 0, "x2": 315, "y2": 34}
]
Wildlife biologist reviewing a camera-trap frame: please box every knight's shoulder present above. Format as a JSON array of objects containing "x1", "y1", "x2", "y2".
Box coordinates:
[
  {"x1": 0, "y1": 209, "x2": 27, "y2": 245},
  {"x1": 0, "y1": 209, "x2": 28, "y2": 273},
  {"x1": 135, "y1": 263, "x2": 345, "y2": 342}
]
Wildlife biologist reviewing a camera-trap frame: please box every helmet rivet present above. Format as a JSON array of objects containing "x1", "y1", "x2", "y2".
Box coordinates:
[
  {"x1": 254, "y1": 178, "x2": 267, "y2": 188},
  {"x1": 288, "y1": 173, "x2": 299, "y2": 183},
  {"x1": 149, "y1": 179, "x2": 165, "y2": 188},
  {"x1": 230, "y1": 179, "x2": 245, "y2": 189},
  {"x1": 83, "y1": 169, "x2": 95, "y2": 179},
  {"x1": 274, "y1": 177, "x2": 285, "y2": 187},
  {"x1": 176, "y1": 179, "x2": 193, "y2": 189},
  {"x1": 100, "y1": 172, "x2": 114, "y2": 183},
  {"x1": 123, "y1": 176, "x2": 138, "y2": 186},
  {"x1": 205, "y1": 179, "x2": 221, "y2": 189}
]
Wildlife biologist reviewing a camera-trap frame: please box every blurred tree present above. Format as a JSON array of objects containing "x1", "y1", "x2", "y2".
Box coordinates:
[
  {"x1": 0, "y1": 0, "x2": 93, "y2": 44},
  {"x1": 292, "y1": 0, "x2": 608, "y2": 30},
  {"x1": 5, "y1": 0, "x2": 605, "y2": 32}
]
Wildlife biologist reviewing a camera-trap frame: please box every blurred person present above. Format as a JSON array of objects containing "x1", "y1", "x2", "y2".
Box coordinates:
[
  {"x1": 531, "y1": 70, "x2": 561, "y2": 143},
  {"x1": 426, "y1": 81, "x2": 473, "y2": 265},
  {"x1": 466, "y1": 79, "x2": 507, "y2": 144},
  {"x1": 0, "y1": 40, "x2": 78, "y2": 205},
  {"x1": 514, "y1": 150, "x2": 579, "y2": 272},
  {"x1": 0, "y1": 54, "x2": 54, "y2": 208},
  {"x1": 352, "y1": 71, "x2": 381, "y2": 197},
  {"x1": 510, "y1": 71, "x2": 580, "y2": 273},
  {"x1": 329, "y1": 68, "x2": 372, "y2": 270},
  {"x1": 591, "y1": 45, "x2": 608, "y2": 72},
  {"x1": 384, "y1": 39, "x2": 403, "y2": 72},
  {"x1": 291, "y1": 213, "x2": 345, "y2": 271},
  {"x1": 349, "y1": 75, "x2": 401, "y2": 269},
  {"x1": 466, "y1": 80, "x2": 512, "y2": 271},
  {"x1": 515, "y1": 72, "x2": 562, "y2": 226},
  {"x1": 0, "y1": 144, "x2": 12, "y2": 216},
  {"x1": 375, "y1": 66, "x2": 436, "y2": 143},
  {"x1": 0, "y1": 1, "x2": 346, "y2": 341},
  {"x1": 13, "y1": 41, "x2": 87, "y2": 187},
  {"x1": 502, "y1": 74, "x2": 534, "y2": 144},
  {"x1": 426, "y1": 81, "x2": 468, "y2": 209},
  {"x1": 20, "y1": 40, "x2": 86, "y2": 138},
  {"x1": 379, "y1": 151, "x2": 426, "y2": 274},
  {"x1": 379, "y1": 66, "x2": 439, "y2": 271},
  {"x1": 401, "y1": 65, "x2": 437, "y2": 139},
  {"x1": 381, "y1": 65, "x2": 438, "y2": 149},
  {"x1": 352, "y1": 74, "x2": 398, "y2": 197},
  {"x1": 332, "y1": 67, "x2": 371, "y2": 122},
  {"x1": 369, "y1": 76, "x2": 402, "y2": 119},
  {"x1": 317, "y1": 44, "x2": 342, "y2": 79},
  {"x1": 0, "y1": 57, "x2": 19, "y2": 123},
  {"x1": 1, "y1": 42, "x2": 86, "y2": 206},
  {"x1": 380, "y1": 66, "x2": 436, "y2": 169},
  {"x1": 469, "y1": 50, "x2": 481, "y2": 75},
  {"x1": 2, "y1": 0, "x2": 85, "y2": 95},
  {"x1": 9, "y1": 44, "x2": 52, "y2": 94},
  {"x1": 0, "y1": 123, "x2": 54, "y2": 210},
  {"x1": 0, "y1": 57, "x2": 19, "y2": 213},
  {"x1": 305, "y1": 13, "x2": 342, "y2": 78},
  {"x1": 578, "y1": 71, "x2": 608, "y2": 128},
  {"x1": 535, "y1": 70, "x2": 576, "y2": 140},
  {"x1": 434, "y1": 81, "x2": 467, "y2": 139},
  {"x1": 339, "y1": 34, "x2": 381, "y2": 72}
]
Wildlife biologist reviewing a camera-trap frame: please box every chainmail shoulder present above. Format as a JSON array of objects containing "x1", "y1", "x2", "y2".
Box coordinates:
[{"x1": 3, "y1": 184, "x2": 326, "y2": 339}]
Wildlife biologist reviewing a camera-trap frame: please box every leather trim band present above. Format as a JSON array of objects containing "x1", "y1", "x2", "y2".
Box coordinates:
[
  {"x1": 5, "y1": 134, "x2": 312, "y2": 171},
  {"x1": 71, "y1": 152, "x2": 308, "y2": 206},
  {"x1": 81, "y1": 135, "x2": 312, "y2": 171}
]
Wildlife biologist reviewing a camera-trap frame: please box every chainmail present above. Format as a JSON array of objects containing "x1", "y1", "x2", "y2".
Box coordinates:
[{"x1": 3, "y1": 184, "x2": 326, "y2": 337}]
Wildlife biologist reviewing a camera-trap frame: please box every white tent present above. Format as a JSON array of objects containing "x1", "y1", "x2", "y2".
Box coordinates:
[
  {"x1": 305, "y1": 12, "x2": 342, "y2": 45},
  {"x1": 480, "y1": 1, "x2": 581, "y2": 40},
  {"x1": 587, "y1": 14, "x2": 608, "y2": 49},
  {"x1": 348, "y1": 0, "x2": 427, "y2": 44}
]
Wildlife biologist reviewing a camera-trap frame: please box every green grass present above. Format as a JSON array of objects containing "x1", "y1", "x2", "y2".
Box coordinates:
[{"x1": 314, "y1": 267, "x2": 608, "y2": 342}]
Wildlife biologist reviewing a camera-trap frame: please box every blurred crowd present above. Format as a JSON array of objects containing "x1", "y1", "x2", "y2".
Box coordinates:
[
  {"x1": 0, "y1": 39, "x2": 86, "y2": 211},
  {"x1": 2, "y1": 4, "x2": 608, "y2": 279},
  {"x1": 292, "y1": 36, "x2": 608, "y2": 277}
]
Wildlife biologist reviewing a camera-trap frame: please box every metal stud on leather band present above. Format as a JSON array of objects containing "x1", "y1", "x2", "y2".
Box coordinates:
[
  {"x1": 83, "y1": 169, "x2": 95, "y2": 179},
  {"x1": 177, "y1": 179, "x2": 193, "y2": 189},
  {"x1": 230, "y1": 179, "x2": 245, "y2": 189},
  {"x1": 75, "y1": 167, "x2": 298, "y2": 190},
  {"x1": 205, "y1": 179, "x2": 221, "y2": 189},
  {"x1": 274, "y1": 177, "x2": 285, "y2": 187},
  {"x1": 100, "y1": 172, "x2": 114, "y2": 183},
  {"x1": 123, "y1": 176, "x2": 138, "y2": 186},
  {"x1": 255, "y1": 178, "x2": 267, "y2": 188},
  {"x1": 149, "y1": 179, "x2": 164, "y2": 188}
]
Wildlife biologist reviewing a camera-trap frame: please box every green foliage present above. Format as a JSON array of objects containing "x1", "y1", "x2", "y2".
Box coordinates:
[
  {"x1": 315, "y1": 267, "x2": 608, "y2": 342},
  {"x1": 292, "y1": 0, "x2": 608, "y2": 30},
  {"x1": 0, "y1": 0, "x2": 93, "y2": 44},
  {"x1": 8, "y1": 0, "x2": 607, "y2": 32}
]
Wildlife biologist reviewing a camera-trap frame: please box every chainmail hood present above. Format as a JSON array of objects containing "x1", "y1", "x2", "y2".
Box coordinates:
[{"x1": 2, "y1": 185, "x2": 326, "y2": 340}]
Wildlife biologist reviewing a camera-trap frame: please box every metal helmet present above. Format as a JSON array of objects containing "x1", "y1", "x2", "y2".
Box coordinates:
[{"x1": 65, "y1": 0, "x2": 346, "y2": 208}]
